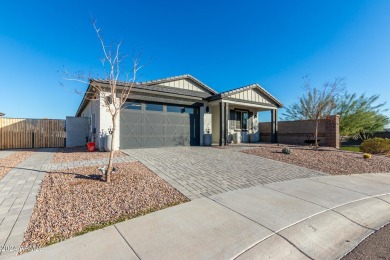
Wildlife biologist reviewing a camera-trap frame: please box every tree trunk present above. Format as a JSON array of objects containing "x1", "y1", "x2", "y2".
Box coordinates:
[
  {"x1": 314, "y1": 118, "x2": 319, "y2": 149},
  {"x1": 106, "y1": 114, "x2": 117, "y2": 183}
]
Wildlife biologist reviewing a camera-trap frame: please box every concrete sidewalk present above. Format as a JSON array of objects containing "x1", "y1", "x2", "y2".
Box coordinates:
[{"x1": 12, "y1": 173, "x2": 390, "y2": 260}]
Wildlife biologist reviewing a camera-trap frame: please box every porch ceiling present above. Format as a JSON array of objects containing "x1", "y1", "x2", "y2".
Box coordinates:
[{"x1": 210, "y1": 99, "x2": 277, "y2": 111}]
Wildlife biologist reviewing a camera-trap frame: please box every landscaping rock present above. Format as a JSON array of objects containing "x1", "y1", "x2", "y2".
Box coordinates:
[
  {"x1": 244, "y1": 144, "x2": 390, "y2": 175},
  {"x1": 51, "y1": 147, "x2": 126, "y2": 164},
  {"x1": 20, "y1": 161, "x2": 189, "y2": 253}
]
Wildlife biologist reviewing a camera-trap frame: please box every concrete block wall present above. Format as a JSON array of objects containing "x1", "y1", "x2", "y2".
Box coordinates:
[
  {"x1": 259, "y1": 115, "x2": 340, "y2": 148},
  {"x1": 325, "y1": 115, "x2": 340, "y2": 149}
]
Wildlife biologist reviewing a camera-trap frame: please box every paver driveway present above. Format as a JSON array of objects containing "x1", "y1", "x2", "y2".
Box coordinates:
[{"x1": 122, "y1": 147, "x2": 327, "y2": 200}]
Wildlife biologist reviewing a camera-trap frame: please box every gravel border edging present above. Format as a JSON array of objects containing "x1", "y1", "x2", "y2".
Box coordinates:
[{"x1": 0, "y1": 151, "x2": 33, "y2": 181}]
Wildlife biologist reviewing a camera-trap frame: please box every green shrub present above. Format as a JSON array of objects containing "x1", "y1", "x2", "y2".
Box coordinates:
[
  {"x1": 282, "y1": 147, "x2": 291, "y2": 155},
  {"x1": 363, "y1": 153, "x2": 371, "y2": 159},
  {"x1": 360, "y1": 138, "x2": 390, "y2": 154}
]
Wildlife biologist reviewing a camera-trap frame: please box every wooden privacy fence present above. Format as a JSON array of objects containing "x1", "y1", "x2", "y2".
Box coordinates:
[{"x1": 0, "y1": 118, "x2": 65, "y2": 149}]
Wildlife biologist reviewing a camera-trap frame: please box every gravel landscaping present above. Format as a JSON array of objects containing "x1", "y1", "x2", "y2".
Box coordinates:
[
  {"x1": 20, "y1": 161, "x2": 189, "y2": 253},
  {"x1": 243, "y1": 144, "x2": 390, "y2": 175},
  {"x1": 0, "y1": 150, "x2": 33, "y2": 180},
  {"x1": 343, "y1": 223, "x2": 390, "y2": 260},
  {"x1": 52, "y1": 146, "x2": 127, "y2": 163}
]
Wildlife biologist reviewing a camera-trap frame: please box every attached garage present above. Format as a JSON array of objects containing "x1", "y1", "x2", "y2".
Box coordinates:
[{"x1": 120, "y1": 101, "x2": 200, "y2": 148}]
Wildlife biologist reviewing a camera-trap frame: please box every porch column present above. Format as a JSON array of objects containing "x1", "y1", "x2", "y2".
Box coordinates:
[
  {"x1": 224, "y1": 102, "x2": 229, "y2": 146},
  {"x1": 219, "y1": 101, "x2": 225, "y2": 146},
  {"x1": 271, "y1": 109, "x2": 278, "y2": 143}
]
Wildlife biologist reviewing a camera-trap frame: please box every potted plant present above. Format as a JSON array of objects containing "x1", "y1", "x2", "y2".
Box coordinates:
[
  {"x1": 204, "y1": 126, "x2": 212, "y2": 146},
  {"x1": 249, "y1": 124, "x2": 259, "y2": 143}
]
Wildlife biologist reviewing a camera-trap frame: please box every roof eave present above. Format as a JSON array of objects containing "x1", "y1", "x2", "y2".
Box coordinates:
[{"x1": 75, "y1": 81, "x2": 95, "y2": 117}]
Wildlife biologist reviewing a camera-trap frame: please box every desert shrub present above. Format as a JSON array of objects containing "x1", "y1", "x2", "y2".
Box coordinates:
[
  {"x1": 363, "y1": 153, "x2": 371, "y2": 159},
  {"x1": 360, "y1": 138, "x2": 390, "y2": 154},
  {"x1": 282, "y1": 147, "x2": 291, "y2": 155}
]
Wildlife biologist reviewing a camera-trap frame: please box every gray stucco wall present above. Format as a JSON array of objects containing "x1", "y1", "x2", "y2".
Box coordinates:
[{"x1": 66, "y1": 116, "x2": 89, "y2": 147}]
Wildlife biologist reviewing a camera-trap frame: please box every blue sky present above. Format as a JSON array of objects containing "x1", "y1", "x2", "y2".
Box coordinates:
[{"x1": 0, "y1": 0, "x2": 389, "y2": 122}]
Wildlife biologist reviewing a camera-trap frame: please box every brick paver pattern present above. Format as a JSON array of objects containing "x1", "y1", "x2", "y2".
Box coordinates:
[
  {"x1": 0, "y1": 148, "x2": 56, "y2": 258},
  {"x1": 123, "y1": 147, "x2": 327, "y2": 200}
]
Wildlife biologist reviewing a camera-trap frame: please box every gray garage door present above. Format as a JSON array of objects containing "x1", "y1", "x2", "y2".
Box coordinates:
[{"x1": 120, "y1": 101, "x2": 200, "y2": 149}]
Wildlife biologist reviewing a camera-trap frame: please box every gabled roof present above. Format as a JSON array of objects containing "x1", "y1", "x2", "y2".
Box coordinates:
[
  {"x1": 207, "y1": 83, "x2": 283, "y2": 108},
  {"x1": 75, "y1": 75, "x2": 283, "y2": 116},
  {"x1": 75, "y1": 74, "x2": 216, "y2": 116},
  {"x1": 137, "y1": 74, "x2": 218, "y2": 95}
]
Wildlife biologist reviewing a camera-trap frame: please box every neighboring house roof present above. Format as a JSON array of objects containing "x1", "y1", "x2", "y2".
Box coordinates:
[
  {"x1": 0, "y1": 112, "x2": 4, "y2": 117},
  {"x1": 75, "y1": 75, "x2": 283, "y2": 116},
  {"x1": 207, "y1": 83, "x2": 283, "y2": 108}
]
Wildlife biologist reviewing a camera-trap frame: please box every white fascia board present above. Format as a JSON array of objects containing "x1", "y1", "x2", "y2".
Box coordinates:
[{"x1": 223, "y1": 100, "x2": 277, "y2": 110}]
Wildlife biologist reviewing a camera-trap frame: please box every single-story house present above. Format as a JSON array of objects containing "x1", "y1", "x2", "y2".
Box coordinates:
[{"x1": 75, "y1": 75, "x2": 283, "y2": 149}]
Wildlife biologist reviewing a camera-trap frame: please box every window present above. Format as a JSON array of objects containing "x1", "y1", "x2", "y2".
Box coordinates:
[
  {"x1": 166, "y1": 105, "x2": 196, "y2": 114},
  {"x1": 166, "y1": 105, "x2": 183, "y2": 113},
  {"x1": 242, "y1": 111, "x2": 248, "y2": 129},
  {"x1": 184, "y1": 107, "x2": 194, "y2": 114},
  {"x1": 123, "y1": 101, "x2": 142, "y2": 110},
  {"x1": 234, "y1": 110, "x2": 248, "y2": 130},
  {"x1": 145, "y1": 103, "x2": 163, "y2": 112}
]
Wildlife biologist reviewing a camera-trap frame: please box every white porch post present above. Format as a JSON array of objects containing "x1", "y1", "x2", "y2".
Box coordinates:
[{"x1": 224, "y1": 102, "x2": 229, "y2": 146}]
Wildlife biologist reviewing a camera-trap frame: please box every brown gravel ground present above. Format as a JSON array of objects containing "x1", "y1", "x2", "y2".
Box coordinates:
[
  {"x1": 343, "y1": 223, "x2": 390, "y2": 260},
  {"x1": 20, "y1": 161, "x2": 189, "y2": 253},
  {"x1": 0, "y1": 151, "x2": 33, "y2": 180},
  {"x1": 52, "y1": 146, "x2": 126, "y2": 163},
  {"x1": 243, "y1": 144, "x2": 390, "y2": 175}
]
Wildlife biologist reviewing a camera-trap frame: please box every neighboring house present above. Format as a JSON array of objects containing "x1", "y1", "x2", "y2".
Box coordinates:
[
  {"x1": 75, "y1": 75, "x2": 283, "y2": 149},
  {"x1": 0, "y1": 112, "x2": 5, "y2": 117}
]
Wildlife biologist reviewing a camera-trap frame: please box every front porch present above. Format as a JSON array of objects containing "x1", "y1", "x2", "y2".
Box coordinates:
[
  {"x1": 210, "y1": 101, "x2": 279, "y2": 146},
  {"x1": 205, "y1": 84, "x2": 282, "y2": 146}
]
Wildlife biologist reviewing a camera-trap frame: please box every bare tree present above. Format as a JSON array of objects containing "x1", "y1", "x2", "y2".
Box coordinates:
[
  {"x1": 63, "y1": 19, "x2": 142, "y2": 182},
  {"x1": 283, "y1": 77, "x2": 344, "y2": 149}
]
